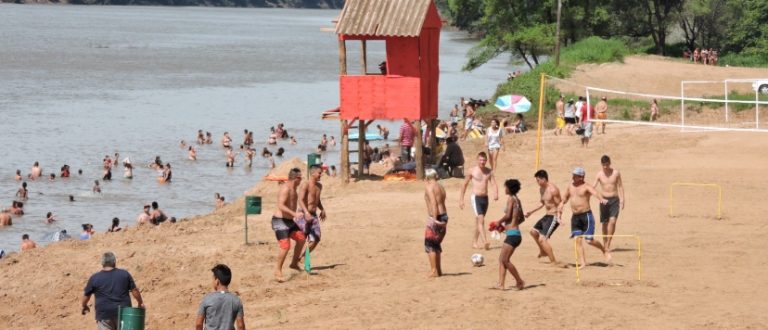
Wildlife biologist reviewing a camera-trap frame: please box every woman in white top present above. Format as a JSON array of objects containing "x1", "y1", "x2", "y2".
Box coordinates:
[{"x1": 486, "y1": 119, "x2": 504, "y2": 171}]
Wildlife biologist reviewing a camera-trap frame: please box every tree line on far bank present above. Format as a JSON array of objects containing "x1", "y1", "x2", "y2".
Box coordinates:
[
  {"x1": 3, "y1": 0, "x2": 342, "y2": 8},
  {"x1": 438, "y1": 0, "x2": 768, "y2": 69}
]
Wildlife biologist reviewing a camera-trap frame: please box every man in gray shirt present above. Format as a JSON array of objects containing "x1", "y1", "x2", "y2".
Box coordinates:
[{"x1": 196, "y1": 264, "x2": 245, "y2": 330}]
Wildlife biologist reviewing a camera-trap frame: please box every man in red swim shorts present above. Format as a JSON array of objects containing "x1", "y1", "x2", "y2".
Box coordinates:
[{"x1": 271, "y1": 167, "x2": 306, "y2": 282}]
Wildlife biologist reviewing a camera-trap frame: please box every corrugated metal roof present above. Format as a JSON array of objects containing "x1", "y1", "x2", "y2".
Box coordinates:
[{"x1": 335, "y1": 0, "x2": 432, "y2": 37}]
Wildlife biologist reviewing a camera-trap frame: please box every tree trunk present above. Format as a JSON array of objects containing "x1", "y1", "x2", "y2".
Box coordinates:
[{"x1": 517, "y1": 47, "x2": 533, "y2": 69}]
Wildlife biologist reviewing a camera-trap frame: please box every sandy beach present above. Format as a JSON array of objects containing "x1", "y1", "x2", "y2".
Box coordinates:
[{"x1": 2, "y1": 56, "x2": 768, "y2": 329}]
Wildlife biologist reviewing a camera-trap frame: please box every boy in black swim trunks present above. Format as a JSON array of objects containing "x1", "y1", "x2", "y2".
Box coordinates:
[
  {"x1": 424, "y1": 169, "x2": 448, "y2": 277},
  {"x1": 525, "y1": 170, "x2": 562, "y2": 264},
  {"x1": 272, "y1": 168, "x2": 306, "y2": 282},
  {"x1": 459, "y1": 152, "x2": 498, "y2": 250}
]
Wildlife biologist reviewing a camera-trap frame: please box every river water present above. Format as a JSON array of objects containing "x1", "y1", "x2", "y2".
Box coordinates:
[{"x1": 0, "y1": 4, "x2": 518, "y2": 252}]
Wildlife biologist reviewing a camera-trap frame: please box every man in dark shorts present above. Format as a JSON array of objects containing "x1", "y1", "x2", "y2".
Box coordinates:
[
  {"x1": 524, "y1": 170, "x2": 562, "y2": 265},
  {"x1": 423, "y1": 169, "x2": 448, "y2": 277},
  {"x1": 593, "y1": 155, "x2": 625, "y2": 251},
  {"x1": 459, "y1": 152, "x2": 498, "y2": 250},
  {"x1": 272, "y1": 167, "x2": 306, "y2": 282},
  {"x1": 559, "y1": 167, "x2": 611, "y2": 268},
  {"x1": 81, "y1": 252, "x2": 144, "y2": 330}
]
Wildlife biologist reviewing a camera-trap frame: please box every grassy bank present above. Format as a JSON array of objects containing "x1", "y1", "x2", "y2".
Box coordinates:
[{"x1": 475, "y1": 37, "x2": 630, "y2": 125}]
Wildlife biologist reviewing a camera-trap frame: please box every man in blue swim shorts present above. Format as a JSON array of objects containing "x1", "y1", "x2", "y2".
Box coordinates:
[{"x1": 559, "y1": 167, "x2": 612, "y2": 268}]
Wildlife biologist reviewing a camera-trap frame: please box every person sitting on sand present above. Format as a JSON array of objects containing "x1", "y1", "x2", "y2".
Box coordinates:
[
  {"x1": 107, "y1": 217, "x2": 122, "y2": 233},
  {"x1": 493, "y1": 179, "x2": 526, "y2": 290},
  {"x1": 0, "y1": 210, "x2": 12, "y2": 226},
  {"x1": 21, "y1": 234, "x2": 36, "y2": 251},
  {"x1": 559, "y1": 167, "x2": 611, "y2": 268},
  {"x1": 196, "y1": 264, "x2": 245, "y2": 330},
  {"x1": 151, "y1": 201, "x2": 168, "y2": 225},
  {"x1": 136, "y1": 205, "x2": 151, "y2": 225},
  {"x1": 423, "y1": 168, "x2": 448, "y2": 278},
  {"x1": 46, "y1": 212, "x2": 56, "y2": 224},
  {"x1": 271, "y1": 168, "x2": 306, "y2": 282},
  {"x1": 93, "y1": 180, "x2": 102, "y2": 194},
  {"x1": 330, "y1": 165, "x2": 337, "y2": 177}
]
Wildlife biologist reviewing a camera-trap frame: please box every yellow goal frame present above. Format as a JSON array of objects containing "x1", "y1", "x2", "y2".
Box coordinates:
[
  {"x1": 573, "y1": 234, "x2": 643, "y2": 282},
  {"x1": 668, "y1": 183, "x2": 722, "y2": 220}
]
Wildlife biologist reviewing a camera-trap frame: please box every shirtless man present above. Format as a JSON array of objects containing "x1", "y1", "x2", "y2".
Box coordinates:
[
  {"x1": 271, "y1": 168, "x2": 306, "y2": 282},
  {"x1": 151, "y1": 201, "x2": 168, "y2": 224},
  {"x1": 423, "y1": 168, "x2": 448, "y2": 277},
  {"x1": 136, "y1": 205, "x2": 151, "y2": 225},
  {"x1": 297, "y1": 165, "x2": 327, "y2": 253},
  {"x1": 21, "y1": 234, "x2": 36, "y2": 251},
  {"x1": 593, "y1": 155, "x2": 625, "y2": 252},
  {"x1": 30, "y1": 162, "x2": 42, "y2": 180},
  {"x1": 221, "y1": 132, "x2": 232, "y2": 149},
  {"x1": 0, "y1": 210, "x2": 12, "y2": 226},
  {"x1": 459, "y1": 152, "x2": 499, "y2": 250},
  {"x1": 15, "y1": 170, "x2": 22, "y2": 181},
  {"x1": 559, "y1": 167, "x2": 611, "y2": 268},
  {"x1": 524, "y1": 170, "x2": 562, "y2": 264},
  {"x1": 16, "y1": 182, "x2": 28, "y2": 200},
  {"x1": 595, "y1": 96, "x2": 608, "y2": 134}
]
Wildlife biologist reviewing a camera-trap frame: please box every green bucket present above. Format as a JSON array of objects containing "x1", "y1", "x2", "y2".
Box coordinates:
[{"x1": 118, "y1": 306, "x2": 145, "y2": 330}]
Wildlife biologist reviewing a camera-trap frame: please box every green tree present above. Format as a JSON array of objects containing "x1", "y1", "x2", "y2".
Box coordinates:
[{"x1": 723, "y1": 0, "x2": 768, "y2": 55}]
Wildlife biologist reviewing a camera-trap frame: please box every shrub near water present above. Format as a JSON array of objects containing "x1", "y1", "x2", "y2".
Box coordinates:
[{"x1": 560, "y1": 37, "x2": 629, "y2": 64}]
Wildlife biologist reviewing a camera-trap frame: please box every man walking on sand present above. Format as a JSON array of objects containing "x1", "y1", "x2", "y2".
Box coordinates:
[
  {"x1": 196, "y1": 264, "x2": 245, "y2": 330},
  {"x1": 82, "y1": 252, "x2": 144, "y2": 330},
  {"x1": 593, "y1": 155, "x2": 625, "y2": 252},
  {"x1": 459, "y1": 152, "x2": 499, "y2": 250},
  {"x1": 424, "y1": 169, "x2": 448, "y2": 277},
  {"x1": 524, "y1": 170, "x2": 562, "y2": 265},
  {"x1": 559, "y1": 167, "x2": 611, "y2": 268},
  {"x1": 297, "y1": 164, "x2": 327, "y2": 253},
  {"x1": 595, "y1": 96, "x2": 608, "y2": 134},
  {"x1": 271, "y1": 168, "x2": 306, "y2": 282},
  {"x1": 399, "y1": 119, "x2": 415, "y2": 162}
]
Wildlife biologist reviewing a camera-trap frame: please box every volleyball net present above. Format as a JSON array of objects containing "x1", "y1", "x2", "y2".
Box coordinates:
[{"x1": 541, "y1": 76, "x2": 768, "y2": 133}]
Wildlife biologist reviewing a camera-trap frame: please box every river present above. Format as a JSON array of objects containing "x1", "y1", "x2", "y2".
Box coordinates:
[{"x1": 0, "y1": 4, "x2": 519, "y2": 252}]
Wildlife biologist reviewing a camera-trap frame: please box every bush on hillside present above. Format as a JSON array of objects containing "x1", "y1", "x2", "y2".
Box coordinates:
[{"x1": 560, "y1": 37, "x2": 629, "y2": 64}]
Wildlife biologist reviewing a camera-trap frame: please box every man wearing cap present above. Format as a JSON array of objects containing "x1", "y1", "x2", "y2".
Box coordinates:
[
  {"x1": 559, "y1": 167, "x2": 612, "y2": 268},
  {"x1": 82, "y1": 252, "x2": 144, "y2": 330},
  {"x1": 595, "y1": 96, "x2": 608, "y2": 134}
]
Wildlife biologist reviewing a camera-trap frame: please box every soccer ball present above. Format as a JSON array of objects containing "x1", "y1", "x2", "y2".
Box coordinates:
[{"x1": 471, "y1": 253, "x2": 484, "y2": 267}]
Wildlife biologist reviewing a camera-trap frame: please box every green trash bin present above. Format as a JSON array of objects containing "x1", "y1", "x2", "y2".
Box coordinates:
[{"x1": 118, "y1": 306, "x2": 145, "y2": 330}]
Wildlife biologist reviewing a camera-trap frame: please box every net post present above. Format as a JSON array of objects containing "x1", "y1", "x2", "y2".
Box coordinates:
[
  {"x1": 636, "y1": 236, "x2": 642, "y2": 281},
  {"x1": 573, "y1": 238, "x2": 580, "y2": 282},
  {"x1": 725, "y1": 80, "x2": 729, "y2": 122},
  {"x1": 756, "y1": 91, "x2": 760, "y2": 130},
  {"x1": 535, "y1": 73, "x2": 546, "y2": 170},
  {"x1": 717, "y1": 184, "x2": 723, "y2": 220},
  {"x1": 680, "y1": 81, "x2": 686, "y2": 130}
]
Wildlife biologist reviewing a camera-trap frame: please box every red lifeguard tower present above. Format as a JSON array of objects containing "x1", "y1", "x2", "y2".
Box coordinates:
[{"x1": 326, "y1": 0, "x2": 442, "y2": 182}]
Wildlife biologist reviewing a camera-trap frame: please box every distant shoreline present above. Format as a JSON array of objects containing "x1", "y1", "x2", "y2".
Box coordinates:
[{"x1": 1, "y1": 0, "x2": 343, "y2": 8}]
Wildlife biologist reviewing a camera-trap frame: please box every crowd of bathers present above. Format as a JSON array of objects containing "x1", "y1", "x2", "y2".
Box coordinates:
[{"x1": 1, "y1": 123, "x2": 316, "y2": 257}]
